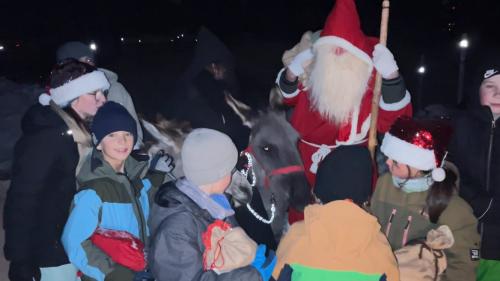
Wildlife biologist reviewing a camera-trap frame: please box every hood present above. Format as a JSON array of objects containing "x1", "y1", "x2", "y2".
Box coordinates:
[
  {"x1": 77, "y1": 148, "x2": 148, "y2": 185},
  {"x1": 274, "y1": 200, "x2": 398, "y2": 279},
  {"x1": 98, "y1": 68, "x2": 118, "y2": 83},
  {"x1": 21, "y1": 103, "x2": 67, "y2": 134},
  {"x1": 149, "y1": 178, "x2": 234, "y2": 237},
  {"x1": 149, "y1": 182, "x2": 192, "y2": 237},
  {"x1": 181, "y1": 26, "x2": 234, "y2": 83},
  {"x1": 304, "y1": 201, "x2": 381, "y2": 258}
]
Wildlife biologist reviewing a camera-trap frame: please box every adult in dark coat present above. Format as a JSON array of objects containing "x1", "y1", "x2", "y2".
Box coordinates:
[
  {"x1": 162, "y1": 27, "x2": 250, "y2": 152},
  {"x1": 449, "y1": 62, "x2": 500, "y2": 281},
  {"x1": 3, "y1": 59, "x2": 109, "y2": 281}
]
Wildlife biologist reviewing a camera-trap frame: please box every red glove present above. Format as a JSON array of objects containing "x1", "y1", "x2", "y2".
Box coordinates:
[{"x1": 90, "y1": 228, "x2": 146, "y2": 271}]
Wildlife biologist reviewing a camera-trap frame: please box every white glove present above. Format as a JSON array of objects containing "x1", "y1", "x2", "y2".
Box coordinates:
[
  {"x1": 288, "y1": 48, "x2": 314, "y2": 76},
  {"x1": 372, "y1": 44, "x2": 399, "y2": 79},
  {"x1": 153, "y1": 153, "x2": 175, "y2": 173}
]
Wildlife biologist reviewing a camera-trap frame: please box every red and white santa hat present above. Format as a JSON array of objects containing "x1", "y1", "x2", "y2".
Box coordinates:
[
  {"x1": 39, "y1": 70, "x2": 110, "y2": 107},
  {"x1": 381, "y1": 117, "x2": 453, "y2": 182},
  {"x1": 314, "y1": 0, "x2": 378, "y2": 70}
]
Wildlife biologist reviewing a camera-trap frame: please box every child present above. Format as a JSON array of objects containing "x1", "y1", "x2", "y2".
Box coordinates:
[
  {"x1": 370, "y1": 117, "x2": 480, "y2": 281},
  {"x1": 273, "y1": 146, "x2": 399, "y2": 281},
  {"x1": 449, "y1": 63, "x2": 500, "y2": 281},
  {"x1": 62, "y1": 101, "x2": 165, "y2": 281}
]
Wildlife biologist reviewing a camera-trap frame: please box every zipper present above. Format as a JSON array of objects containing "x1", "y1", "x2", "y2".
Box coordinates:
[
  {"x1": 385, "y1": 208, "x2": 397, "y2": 237},
  {"x1": 402, "y1": 216, "x2": 413, "y2": 248},
  {"x1": 124, "y1": 174, "x2": 147, "y2": 243},
  {"x1": 485, "y1": 120, "x2": 495, "y2": 193}
]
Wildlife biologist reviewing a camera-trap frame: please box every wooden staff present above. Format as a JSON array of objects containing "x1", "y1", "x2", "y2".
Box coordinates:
[{"x1": 368, "y1": 0, "x2": 391, "y2": 159}]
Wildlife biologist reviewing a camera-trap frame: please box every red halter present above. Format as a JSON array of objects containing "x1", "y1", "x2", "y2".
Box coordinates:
[{"x1": 243, "y1": 146, "x2": 304, "y2": 188}]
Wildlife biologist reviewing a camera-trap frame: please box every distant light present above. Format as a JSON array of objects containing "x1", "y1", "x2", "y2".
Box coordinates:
[
  {"x1": 181, "y1": 33, "x2": 184, "y2": 38},
  {"x1": 459, "y1": 38, "x2": 469, "y2": 49},
  {"x1": 138, "y1": 39, "x2": 142, "y2": 43},
  {"x1": 176, "y1": 35, "x2": 179, "y2": 39},
  {"x1": 194, "y1": 38, "x2": 198, "y2": 42},
  {"x1": 89, "y1": 42, "x2": 97, "y2": 51},
  {"x1": 170, "y1": 39, "x2": 174, "y2": 42},
  {"x1": 120, "y1": 37, "x2": 125, "y2": 42},
  {"x1": 417, "y1": 66, "x2": 426, "y2": 74},
  {"x1": 0, "y1": 45, "x2": 4, "y2": 51},
  {"x1": 15, "y1": 42, "x2": 21, "y2": 47}
]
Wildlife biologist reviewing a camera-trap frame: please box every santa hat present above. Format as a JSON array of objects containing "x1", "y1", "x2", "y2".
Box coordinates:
[
  {"x1": 314, "y1": 0, "x2": 378, "y2": 69},
  {"x1": 39, "y1": 70, "x2": 110, "y2": 107},
  {"x1": 381, "y1": 117, "x2": 453, "y2": 182}
]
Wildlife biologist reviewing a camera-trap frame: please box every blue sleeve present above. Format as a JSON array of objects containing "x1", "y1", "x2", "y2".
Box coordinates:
[{"x1": 61, "y1": 189, "x2": 105, "y2": 281}]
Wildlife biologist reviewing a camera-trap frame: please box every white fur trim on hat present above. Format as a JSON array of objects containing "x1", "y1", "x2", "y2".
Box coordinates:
[
  {"x1": 381, "y1": 132, "x2": 436, "y2": 171},
  {"x1": 314, "y1": 36, "x2": 373, "y2": 71},
  {"x1": 41, "y1": 71, "x2": 110, "y2": 107}
]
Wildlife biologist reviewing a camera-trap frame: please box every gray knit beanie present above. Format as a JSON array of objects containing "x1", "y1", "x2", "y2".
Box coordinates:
[{"x1": 181, "y1": 128, "x2": 238, "y2": 186}]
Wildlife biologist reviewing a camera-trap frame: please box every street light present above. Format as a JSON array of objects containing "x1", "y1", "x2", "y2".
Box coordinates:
[
  {"x1": 120, "y1": 37, "x2": 125, "y2": 42},
  {"x1": 457, "y1": 34, "x2": 469, "y2": 105},
  {"x1": 416, "y1": 55, "x2": 426, "y2": 111},
  {"x1": 0, "y1": 45, "x2": 4, "y2": 51},
  {"x1": 89, "y1": 42, "x2": 97, "y2": 51},
  {"x1": 459, "y1": 38, "x2": 469, "y2": 49}
]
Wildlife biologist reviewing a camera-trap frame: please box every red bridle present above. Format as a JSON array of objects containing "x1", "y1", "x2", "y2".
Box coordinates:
[{"x1": 243, "y1": 146, "x2": 304, "y2": 188}]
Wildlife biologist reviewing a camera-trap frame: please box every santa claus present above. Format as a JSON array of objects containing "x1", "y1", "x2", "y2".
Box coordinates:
[{"x1": 276, "y1": 0, "x2": 412, "y2": 189}]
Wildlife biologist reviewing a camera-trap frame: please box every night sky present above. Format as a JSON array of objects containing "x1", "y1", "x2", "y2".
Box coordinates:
[{"x1": 1, "y1": 0, "x2": 500, "y2": 111}]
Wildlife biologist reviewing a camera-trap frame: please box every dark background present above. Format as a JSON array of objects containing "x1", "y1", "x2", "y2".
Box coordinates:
[{"x1": 1, "y1": 0, "x2": 500, "y2": 113}]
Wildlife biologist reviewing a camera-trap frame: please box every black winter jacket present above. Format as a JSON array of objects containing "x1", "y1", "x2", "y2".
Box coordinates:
[
  {"x1": 3, "y1": 104, "x2": 79, "y2": 266},
  {"x1": 449, "y1": 106, "x2": 500, "y2": 260}
]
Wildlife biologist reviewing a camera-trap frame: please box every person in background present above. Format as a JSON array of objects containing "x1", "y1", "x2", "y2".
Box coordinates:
[
  {"x1": 371, "y1": 117, "x2": 480, "y2": 281},
  {"x1": 148, "y1": 128, "x2": 275, "y2": 281},
  {"x1": 162, "y1": 27, "x2": 250, "y2": 152},
  {"x1": 62, "y1": 102, "x2": 166, "y2": 281},
  {"x1": 449, "y1": 63, "x2": 500, "y2": 281},
  {"x1": 4, "y1": 59, "x2": 108, "y2": 281},
  {"x1": 273, "y1": 145, "x2": 399, "y2": 281},
  {"x1": 56, "y1": 41, "x2": 143, "y2": 149}
]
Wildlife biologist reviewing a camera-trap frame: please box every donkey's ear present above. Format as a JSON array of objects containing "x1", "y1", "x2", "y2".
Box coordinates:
[
  {"x1": 269, "y1": 86, "x2": 286, "y2": 111},
  {"x1": 225, "y1": 91, "x2": 254, "y2": 128}
]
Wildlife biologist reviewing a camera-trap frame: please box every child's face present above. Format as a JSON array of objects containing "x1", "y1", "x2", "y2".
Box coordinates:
[
  {"x1": 480, "y1": 75, "x2": 500, "y2": 118},
  {"x1": 97, "y1": 131, "x2": 134, "y2": 167},
  {"x1": 386, "y1": 158, "x2": 421, "y2": 179}
]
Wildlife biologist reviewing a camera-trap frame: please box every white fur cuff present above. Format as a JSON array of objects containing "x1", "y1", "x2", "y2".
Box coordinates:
[{"x1": 41, "y1": 71, "x2": 110, "y2": 107}]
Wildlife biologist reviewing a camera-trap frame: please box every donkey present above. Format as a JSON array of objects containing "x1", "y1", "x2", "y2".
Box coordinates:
[{"x1": 142, "y1": 94, "x2": 310, "y2": 247}]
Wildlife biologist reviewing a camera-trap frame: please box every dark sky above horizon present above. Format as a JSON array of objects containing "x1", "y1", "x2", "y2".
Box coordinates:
[{"x1": 1, "y1": 0, "x2": 500, "y2": 107}]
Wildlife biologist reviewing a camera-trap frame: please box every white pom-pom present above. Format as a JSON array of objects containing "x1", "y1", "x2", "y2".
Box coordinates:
[
  {"x1": 432, "y1": 167, "x2": 446, "y2": 182},
  {"x1": 38, "y1": 93, "x2": 52, "y2": 106}
]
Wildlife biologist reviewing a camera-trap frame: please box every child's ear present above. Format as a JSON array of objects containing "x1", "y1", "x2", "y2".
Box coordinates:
[{"x1": 96, "y1": 144, "x2": 102, "y2": 151}]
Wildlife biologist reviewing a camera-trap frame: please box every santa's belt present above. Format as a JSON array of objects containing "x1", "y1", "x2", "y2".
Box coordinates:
[{"x1": 300, "y1": 138, "x2": 367, "y2": 174}]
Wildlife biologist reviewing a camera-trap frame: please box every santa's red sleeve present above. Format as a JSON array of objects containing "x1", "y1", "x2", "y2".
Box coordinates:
[
  {"x1": 377, "y1": 76, "x2": 413, "y2": 133},
  {"x1": 275, "y1": 68, "x2": 303, "y2": 106}
]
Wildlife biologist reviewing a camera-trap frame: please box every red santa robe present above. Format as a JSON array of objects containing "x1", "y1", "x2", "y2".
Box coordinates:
[{"x1": 277, "y1": 68, "x2": 412, "y2": 187}]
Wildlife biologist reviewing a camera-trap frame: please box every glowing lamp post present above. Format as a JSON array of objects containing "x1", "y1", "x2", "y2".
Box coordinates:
[{"x1": 457, "y1": 35, "x2": 469, "y2": 104}]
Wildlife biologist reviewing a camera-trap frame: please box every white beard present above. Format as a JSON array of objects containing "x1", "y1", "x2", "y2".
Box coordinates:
[{"x1": 307, "y1": 44, "x2": 372, "y2": 124}]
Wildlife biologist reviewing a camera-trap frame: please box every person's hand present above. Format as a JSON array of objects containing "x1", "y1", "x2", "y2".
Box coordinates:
[
  {"x1": 8, "y1": 261, "x2": 41, "y2": 281},
  {"x1": 372, "y1": 44, "x2": 399, "y2": 79},
  {"x1": 151, "y1": 151, "x2": 175, "y2": 173},
  {"x1": 251, "y1": 244, "x2": 277, "y2": 281},
  {"x1": 287, "y1": 48, "x2": 314, "y2": 77}
]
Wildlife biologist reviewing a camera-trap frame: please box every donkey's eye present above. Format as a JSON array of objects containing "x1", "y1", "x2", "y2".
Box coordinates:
[{"x1": 262, "y1": 145, "x2": 271, "y2": 152}]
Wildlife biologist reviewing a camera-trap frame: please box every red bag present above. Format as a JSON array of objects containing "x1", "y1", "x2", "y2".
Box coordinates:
[{"x1": 90, "y1": 228, "x2": 146, "y2": 271}]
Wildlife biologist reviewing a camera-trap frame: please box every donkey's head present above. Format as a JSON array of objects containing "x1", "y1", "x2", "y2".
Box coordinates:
[
  {"x1": 226, "y1": 93, "x2": 310, "y2": 239},
  {"x1": 141, "y1": 114, "x2": 253, "y2": 207}
]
